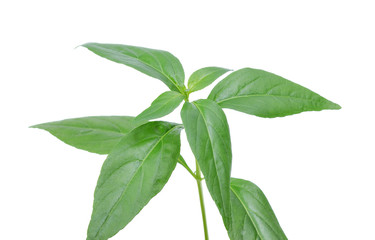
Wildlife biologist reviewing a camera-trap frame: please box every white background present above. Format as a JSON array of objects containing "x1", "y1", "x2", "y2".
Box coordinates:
[{"x1": 1, "y1": 0, "x2": 374, "y2": 239}]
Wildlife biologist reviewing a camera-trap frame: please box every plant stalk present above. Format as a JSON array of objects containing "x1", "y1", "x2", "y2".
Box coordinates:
[
  {"x1": 177, "y1": 155, "x2": 197, "y2": 180},
  {"x1": 195, "y1": 160, "x2": 209, "y2": 240}
]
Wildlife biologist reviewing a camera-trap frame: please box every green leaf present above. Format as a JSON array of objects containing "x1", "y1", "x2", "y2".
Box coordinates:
[
  {"x1": 208, "y1": 68, "x2": 341, "y2": 118},
  {"x1": 135, "y1": 91, "x2": 184, "y2": 123},
  {"x1": 87, "y1": 121, "x2": 182, "y2": 240},
  {"x1": 229, "y1": 178, "x2": 287, "y2": 240},
  {"x1": 30, "y1": 116, "x2": 145, "y2": 154},
  {"x1": 187, "y1": 67, "x2": 231, "y2": 93},
  {"x1": 180, "y1": 99, "x2": 232, "y2": 230},
  {"x1": 82, "y1": 42, "x2": 185, "y2": 92}
]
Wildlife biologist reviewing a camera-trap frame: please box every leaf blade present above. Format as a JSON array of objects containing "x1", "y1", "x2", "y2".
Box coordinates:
[
  {"x1": 31, "y1": 116, "x2": 145, "y2": 154},
  {"x1": 208, "y1": 68, "x2": 341, "y2": 118},
  {"x1": 82, "y1": 43, "x2": 185, "y2": 92},
  {"x1": 181, "y1": 99, "x2": 232, "y2": 230},
  {"x1": 87, "y1": 121, "x2": 182, "y2": 240},
  {"x1": 134, "y1": 91, "x2": 184, "y2": 123},
  {"x1": 229, "y1": 178, "x2": 287, "y2": 240},
  {"x1": 187, "y1": 67, "x2": 230, "y2": 93}
]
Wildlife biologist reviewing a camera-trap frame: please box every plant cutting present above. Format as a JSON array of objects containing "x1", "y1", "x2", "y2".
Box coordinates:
[{"x1": 31, "y1": 43, "x2": 341, "y2": 240}]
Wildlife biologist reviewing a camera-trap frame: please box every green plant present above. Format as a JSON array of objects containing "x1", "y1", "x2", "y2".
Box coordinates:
[{"x1": 31, "y1": 43, "x2": 341, "y2": 240}]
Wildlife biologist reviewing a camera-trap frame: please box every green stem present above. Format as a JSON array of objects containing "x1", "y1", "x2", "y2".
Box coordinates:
[
  {"x1": 177, "y1": 155, "x2": 197, "y2": 180},
  {"x1": 195, "y1": 160, "x2": 209, "y2": 240}
]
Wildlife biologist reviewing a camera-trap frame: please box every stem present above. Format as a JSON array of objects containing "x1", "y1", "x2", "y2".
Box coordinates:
[
  {"x1": 195, "y1": 160, "x2": 209, "y2": 240},
  {"x1": 177, "y1": 155, "x2": 197, "y2": 179}
]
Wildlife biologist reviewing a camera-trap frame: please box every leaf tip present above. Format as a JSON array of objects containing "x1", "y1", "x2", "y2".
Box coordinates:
[
  {"x1": 79, "y1": 42, "x2": 96, "y2": 50},
  {"x1": 333, "y1": 103, "x2": 342, "y2": 110},
  {"x1": 29, "y1": 123, "x2": 50, "y2": 131},
  {"x1": 29, "y1": 124, "x2": 41, "y2": 129},
  {"x1": 335, "y1": 104, "x2": 342, "y2": 110},
  {"x1": 326, "y1": 101, "x2": 342, "y2": 110}
]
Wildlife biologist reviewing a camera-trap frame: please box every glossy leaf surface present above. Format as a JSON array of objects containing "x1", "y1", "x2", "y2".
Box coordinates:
[
  {"x1": 82, "y1": 43, "x2": 185, "y2": 92},
  {"x1": 208, "y1": 68, "x2": 341, "y2": 118},
  {"x1": 181, "y1": 99, "x2": 232, "y2": 229},
  {"x1": 87, "y1": 121, "x2": 182, "y2": 240},
  {"x1": 31, "y1": 116, "x2": 144, "y2": 154},
  {"x1": 187, "y1": 67, "x2": 230, "y2": 93},
  {"x1": 229, "y1": 178, "x2": 287, "y2": 240},
  {"x1": 135, "y1": 91, "x2": 184, "y2": 123}
]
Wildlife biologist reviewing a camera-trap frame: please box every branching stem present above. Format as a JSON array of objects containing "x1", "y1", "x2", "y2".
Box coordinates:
[{"x1": 177, "y1": 155, "x2": 197, "y2": 180}]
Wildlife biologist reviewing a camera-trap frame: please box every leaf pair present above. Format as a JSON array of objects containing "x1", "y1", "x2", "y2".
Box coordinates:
[
  {"x1": 181, "y1": 100, "x2": 288, "y2": 239},
  {"x1": 32, "y1": 119, "x2": 183, "y2": 240},
  {"x1": 133, "y1": 65, "x2": 231, "y2": 123},
  {"x1": 82, "y1": 43, "x2": 230, "y2": 97}
]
